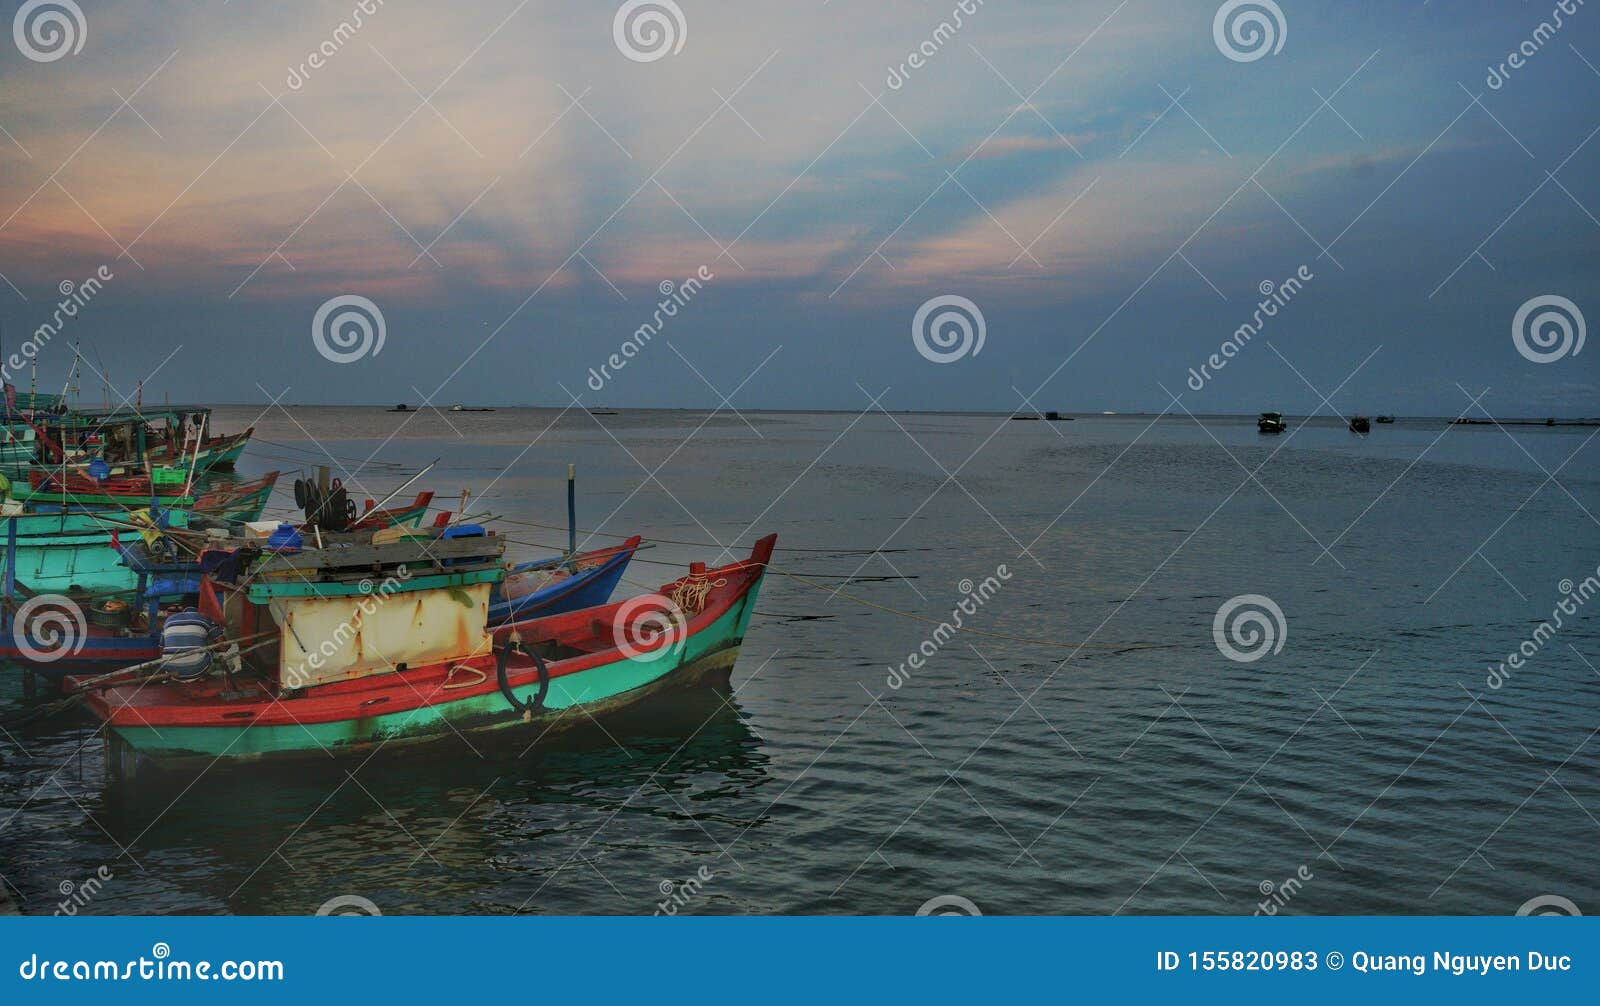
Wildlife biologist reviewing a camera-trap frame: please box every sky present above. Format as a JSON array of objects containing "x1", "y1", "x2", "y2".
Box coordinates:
[{"x1": 0, "y1": 0, "x2": 1596, "y2": 415}]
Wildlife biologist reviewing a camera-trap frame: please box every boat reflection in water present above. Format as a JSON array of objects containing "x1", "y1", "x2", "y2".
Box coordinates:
[{"x1": 76, "y1": 687, "x2": 769, "y2": 915}]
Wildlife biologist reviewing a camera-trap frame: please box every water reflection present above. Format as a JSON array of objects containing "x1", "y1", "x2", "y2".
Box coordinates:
[{"x1": 4, "y1": 688, "x2": 768, "y2": 915}]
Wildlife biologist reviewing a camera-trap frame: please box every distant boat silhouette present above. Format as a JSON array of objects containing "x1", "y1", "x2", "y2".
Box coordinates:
[
  {"x1": 1258, "y1": 412, "x2": 1286, "y2": 433},
  {"x1": 1349, "y1": 415, "x2": 1371, "y2": 434}
]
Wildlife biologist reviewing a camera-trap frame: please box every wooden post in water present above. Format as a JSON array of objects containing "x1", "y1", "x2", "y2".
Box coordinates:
[{"x1": 567, "y1": 464, "x2": 577, "y2": 569}]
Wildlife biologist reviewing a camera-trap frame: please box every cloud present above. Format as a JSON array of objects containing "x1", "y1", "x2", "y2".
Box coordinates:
[{"x1": 966, "y1": 133, "x2": 1099, "y2": 160}]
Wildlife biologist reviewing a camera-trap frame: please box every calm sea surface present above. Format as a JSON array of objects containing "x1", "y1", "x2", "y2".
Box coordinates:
[{"x1": 2, "y1": 408, "x2": 1597, "y2": 916}]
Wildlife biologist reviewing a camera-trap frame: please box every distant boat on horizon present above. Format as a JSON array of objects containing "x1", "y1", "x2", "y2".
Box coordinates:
[
  {"x1": 1009, "y1": 410, "x2": 1072, "y2": 422},
  {"x1": 1258, "y1": 411, "x2": 1287, "y2": 434},
  {"x1": 1349, "y1": 415, "x2": 1371, "y2": 434}
]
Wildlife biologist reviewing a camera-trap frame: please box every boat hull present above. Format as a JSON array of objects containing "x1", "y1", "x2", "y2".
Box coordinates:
[
  {"x1": 1, "y1": 510, "x2": 191, "y2": 597},
  {"x1": 0, "y1": 634, "x2": 164, "y2": 679},
  {"x1": 103, "y1": 644, "x2": 741, "y2": 779},
  {"x1": 145, "y1": 429, "x2": 253, "y2": 472}
]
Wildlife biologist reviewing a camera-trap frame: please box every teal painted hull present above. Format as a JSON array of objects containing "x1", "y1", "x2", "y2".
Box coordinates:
[
  {"x1": 104, "y1": 572, "x2": 764, "y2": 773},
  {"x1": 7, "y1": 534, "x2": 139, "y2": 595},
  {"x1": 3, "y1": 510, "x2": 190, "y2": 595}
]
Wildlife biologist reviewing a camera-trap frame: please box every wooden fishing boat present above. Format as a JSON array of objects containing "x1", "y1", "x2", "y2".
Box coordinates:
[
  {"x1": 1258, "y1": 412, "x2": 1287, "y2": 433},
  {"x1": 25, "y1": 465, "x2": 193, "y2": 504},
  {"x1": 23, "y1": 469, "x2": 280, "y2": 522},
  {"x1": 0, "y1": 507, "x2": 192, "y2": 598},
  {"x1": 2, "y1": 515, "x2": 494, "y2": 680},
  {"x1": 488, "y1": 536, "x2": 640, "y2": 625},
  {"x1": 143, "y1": 426, "x2": 253, "y2": 471},
  {"x1": 81, "y1": 535, "x2": 774, "y2": 779},
  {"x1": 9, "y1": 402, "x2": 252, "y2": 478},
  {"x1": 192, "y1": 472, "x2": 282, "y2": 523}
]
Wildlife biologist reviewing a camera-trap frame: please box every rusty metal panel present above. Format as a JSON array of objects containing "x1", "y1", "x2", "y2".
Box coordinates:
[{"x1": 273, "y1": 583, "x2": 492, "y2": 688}]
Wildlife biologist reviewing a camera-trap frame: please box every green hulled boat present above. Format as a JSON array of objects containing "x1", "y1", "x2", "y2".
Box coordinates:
[
  {"x1": 83, "y1": 534, "x2": 775, "y2": 779},
  {"x1": 1, "y1": 506, "x2": 192, "y2": 597}
]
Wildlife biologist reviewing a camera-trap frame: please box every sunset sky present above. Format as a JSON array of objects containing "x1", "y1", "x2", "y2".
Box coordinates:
[{"x1": 0, "y1": 1, "x2": 1595, "y2": 413}]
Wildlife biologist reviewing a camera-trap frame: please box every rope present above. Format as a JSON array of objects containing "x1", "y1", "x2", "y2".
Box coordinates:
[
  {"x1": 605, "y1": 559, "x2": 1164, "y2": 652},
  {"x1": 484, "y1": 514, "x2": 923, "y2": 555},
  {"x1": 762, "y1": 567, "x2": 1189, "y2": 653},
  {"x1": 442, "y1": 662, "x2": 488, "y2": 690},
  {"x1": 669, "y1": 574, "x2": 726, "y2": 617}
]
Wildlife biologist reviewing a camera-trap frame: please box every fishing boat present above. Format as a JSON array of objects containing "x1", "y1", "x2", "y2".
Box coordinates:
[
  {"x1": 23, "y1": 467, "x2": 280, "y2": 521},
  {"x1": 1375, "y1": 415, "x2": 1395, "y2": 424},
  {"x1": 144, "y1": 424, "x2": 253, "y2": 471},
  {"x1": 1258, "y1": 412, "x2": 1287, "y2": 433},
  {"x1": 489, "y1": 537, "x2": 640, "y2": 625},
  {"x1": 0, "y1": 506, "x2": 191, "y2": 598},
  {"x1": 192, "y1": 472, "x2": 282, "y2": 523},
  {"x1": 81, "y1": 534, "x2": 774, "y2": 779},
  {"x1": 0, "y1": 504, "x2": 471, "y2": 681},
  {"x1": 1349, "y1": 415, "x2": 1371, "y2": 434},
  {"x1": 0, "y1": 459, "x2": 276, "y2": 599},
  {"x1": 5, "y1": 402, "x2": 253, "y2": 478}
]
